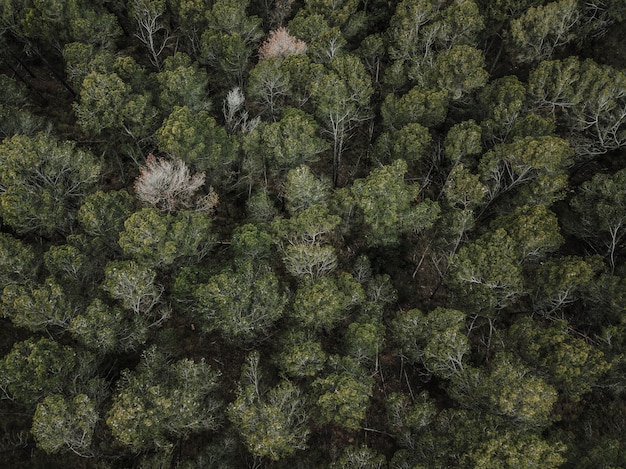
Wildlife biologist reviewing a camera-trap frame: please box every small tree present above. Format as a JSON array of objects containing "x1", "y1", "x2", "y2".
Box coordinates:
[
  {"x1": 134, "y1": 154, "x2": 218, "y2": 213},
  {"x1": 258, "y1": 27, "x2": 307, "y2": 60}
]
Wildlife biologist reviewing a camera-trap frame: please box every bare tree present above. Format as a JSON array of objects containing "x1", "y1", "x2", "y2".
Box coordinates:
[
  {"x1": 131, "y1": 0, "x2": 173, "y2": 70},
  {"x1": 134, "y1": 154, "x2": 218, "y2": 213},
  {"x1": 258, "y1": 27, "x2": 307, "y2": 60}
]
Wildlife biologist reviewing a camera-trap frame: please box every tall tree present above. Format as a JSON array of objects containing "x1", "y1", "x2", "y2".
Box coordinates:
[
  {"x1": 107, "y1": 346, "x2": 222, "y2": 451},
  {"x1": 193, "y1": 260, "x2": 287, "y2": 344},
  {"x1": 310, "y1": 54, "x2": 373, "y2": 185},
  {"x1": 350, "y1": 159, "x2": 440, "y2": 247},
  {"x1": 0, "y1": 133, "x2": 101, "y2": 236},
  {"x1": 228, "y1": 352, "x2": 310, "y2": 461}
]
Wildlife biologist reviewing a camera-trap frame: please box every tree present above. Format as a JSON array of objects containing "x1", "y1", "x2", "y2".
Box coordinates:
[
  {"x1": 478, "y1": 135, "x2": 572, "y2": 208},
  {"x1": 73, "y1": 69, "x2": 156, "y2": 144},
  {"x1": 200, "y1": 0, "x2": 262, "y2": 85},
  {"x1": 380, "y1": 86, "x2": 449, "y2": 130},
  {"x1": 156, "y1": 106, "x2": 238, "y2": 187},
  {"x1": 258, "y1": 27, "x2": 307, "y2": 59},
  {"x1": 231, "y1": 223, "x2": 275, "y2": 264},
  {"x1": 133, "y1": 154, "x2": 218, "y2": 214},
  {"x1": 490, "y1": 204, "x2": 564, "y2": 262},
  {"x1": 0, "y1": 133, "x2": 101, "y2": 236},
  {"x1": 531, "y1": 255, "x2": 602, "y2": 318},
  {"x1": 228, "y1": 353, "x2": 310, "y2": 461},
  {"x1": 129, "y1": 0, "x2": 172, "y2": 70},
  {"x1": 288, "y1": 12, "x2": 346, "y2": 63},
  {"x1": 273, "y1": 330, "x2": 327, "y2": 379},
  {"x1": 156, "y1": 52, "x2": 210, "y2": 113},
  {"x1": 78, "y1": 189, "x2": 136, "y2": 248},
  {"x1": 283, "y1": 165, "x2": 332, "y2": 215},
  {"x1": 2, "y1": 277, "x2": 82, "y2": 333},
  {"x1": 243, "y1": 107, "x2": 326, "y2": 175},
  {"x1": 374, "y1": 122, "x2": 432, "y2": 165},
  {"x1": 43, "y1": 235, "x2": 104, "y2": 287},
  {"x1": 528, "y1": 57, "x2": 626, "y2": 158},
  {"x1": 427, "y1": 45, "x2": 488, "y2": 101},
  {"x1": 567, "y1": 167, "x2": 626, "y2": 271},
  {"x1": 247, "y1": 57, "x2": 291, "y2": 119},
  {"x1": 448, "y1": 352, "x2": 558, "y2": 429},
  {"x1": 467, "y1": 430, "x2": 566, "y2": 469},
  {"x1": 193, "y1": 260, "x2": 286, "y2": 344},
  {"x1": 0, "y1": 232, "x2": 40, "y2": 290},
  {"x1": 273, "y1": 204, "x2": 342, "y2": 280},
  {"x1": 0, "y1": 337, "x2": 77, "y2": 405},
  {"x1": 118, "y1": 208, "x2": 217, "y2": 267},
  {"x1": 102, "y1": 260, "x2": 163, "y2": 317},
  {"x1": 291, "y1": 273, "x2": 364, "y2": 333},
  {"x1": 506, "y1": 318, "x2": 610, "y2": 401},
  {"x1": 331, "y1": 445, "x2": 386, "y2": 469},
  {"x1": 392, "y1": 307, "x2": 469, "y2": 378},
  {"x1": 69, "y1": 298, "x2": 148, "y2": 354},
  {"x1": 343, "y1": 308, "x2": 385, "y2": 367},
  {"x1": 350, "y1": 159, "x2": 440, "y2": 247},
  {"x1": 31, "y1": 393, "x2": 98, "y2": 456},
  {"x1": 510, "y1": 0, "x2": 580, "y2": 64},
  {"x1": 107, "y1": 346, "x2": 221, "y2": 451},
  {"x1": 310, "y1": 54, "x2": 373, "y2": 185},
  {"x1": 312, "y1": 356, "x2": 374, "y2": 431},
  {"x1": 447, "y1": 228, "x2": 524, "y2": 318}
]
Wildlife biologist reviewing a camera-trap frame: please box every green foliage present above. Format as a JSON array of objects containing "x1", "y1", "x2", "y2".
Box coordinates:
[
  {"x1": 381, "y1": 87, "x2": 449, "y2": 130},
  {"x1": 78, "y1": 189, "x2": 136, "y2": 246},
  {"x1": 466, "y1": 430, "x2": 566, "y2": 468},
  {"x1": 118, "y1": 208, "x2": 217, "y2": 267},
  {"x1": 199, "y1": 0, "x2": 262, "y2": 83},
  {"x1": 243, "y1": 107, "x2": 326, "y2": 173},
  {"x1": 428, "y1": 45, "x2": 488, "y2": 100},
  {"x1": 506, "y1": 318, "x2": 610, "y2": 401},
  {"x1": 528, "y1": 57, "x2": 626, "y2": 157},
  {"x1": 0, "y1": 232, "x2": 40, "y2": 289},
  {"x1": 274, "y1": 331, "x2": 327, "y2": 379},
  {"x1": 157, "y1": 106, "x2": 237, "y2": 181},
  {"x1": 247, "y1": 57, "x2": 290, "y2": 118},
  {"x1": 231, "y1": 223, "x2": 274, "y2": 264},
  {"x1": 283, "y1": 165, "x2": 332, "y2": 215},
  {"x1": 193, "y1": 260, "x2": 286, "y2": 343},
  {"x1": 374, "y1": 122, "x2": 432, "y2": 165},
  {"x1": 392, "y1": 307, "x2": 468, "y2": 378},
  {"x1": 31, "y1": 393, "x2": 98, "y2": 456},
  {"x1": 331, "y1": 445, "x2": 386, "y2": 468},
  {"x1": 291, "y1": 273, "x2": 364, "y2": 333},
  {"x1": 510, "y1": 0, "x2": 580, "y2": 64},
  {"x1": 102, "y1": 260, "x2": 163, "y2": 316},
  {"x1": 74, "y1": 70, "x2": 155, "y2": 139},
  {"x1": 0, "y1": 133, "x2": 101, "y2": 236},
  {"x1": 2, "y1": 276, "x2": 82, "y2": 333},
  {"x1": 107, "y1": 346, "x2": 221, "y2": 450},
  {"x1": 312, "y1": 356, "x2": 374, "y2": 431},
  {"x1": 490, "y1": 204, "x2": 564, "y2": 262},
  {"x1": 478, "y1": 135, "x2": 572, "y2": 207},
  {"x1": 351, "y1": 159, "x2": 440, "y2": 247},
  {"x1": 449, "y1": 352, "x2": 558, "y2": 429},
  {"x1": 0, "y1": 338, "x2": 77, "y2": 405},
  {"x1": 69, "y1": 298, "x2": 148, "y2": 353},
  {"x1": 228, "y1": 354, "x2": 309, "y2": 460},
  {"x1": 532, "y1": 255, "x2": 603, "y2": 317},
  {"x1": 156, "y1": 52, "x2": 210, "y2": 114},
  {"x1": 568, "y1": 167, "x2": 626, "y2": 271},
  {"x1": 448, "y1": 228, "x2": 524, "y2": 317},
  {"x1": 343, "y1": 309, "x2": 385, "y2": 366}
]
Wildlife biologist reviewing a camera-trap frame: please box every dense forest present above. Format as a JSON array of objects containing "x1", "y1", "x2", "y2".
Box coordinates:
[{"x1": 1, "y1": 0, "x2": 626, "y2": 467}]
